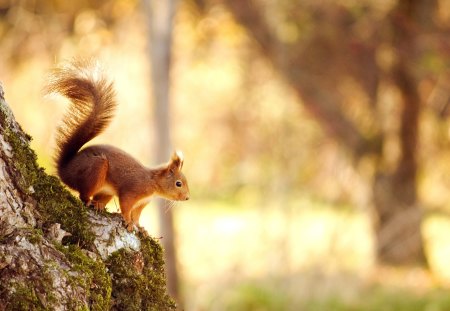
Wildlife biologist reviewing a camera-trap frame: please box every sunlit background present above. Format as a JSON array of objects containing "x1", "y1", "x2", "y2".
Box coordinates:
[{"x1": 1, "y1": 0, "x2": 450, "y2": 310}]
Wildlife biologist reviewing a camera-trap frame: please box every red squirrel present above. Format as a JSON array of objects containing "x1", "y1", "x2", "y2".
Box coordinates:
[{"x1": 46, "y1": 59, "x2": 190, "y2": 230}]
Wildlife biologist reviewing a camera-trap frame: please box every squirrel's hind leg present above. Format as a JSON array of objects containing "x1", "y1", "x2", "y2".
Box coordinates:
[
  {"x1": 77, "y1": 156, "x2": 109, "y2": 207},
  {"x1": 92, "y1": 193, "x2": 113, "y2": 211}
]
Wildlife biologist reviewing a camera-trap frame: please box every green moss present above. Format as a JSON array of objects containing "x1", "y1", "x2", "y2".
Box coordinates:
[
  {"x1": 56, "y1": 244, "x2": 112, "y2": 310},
  {"x1": 32, "y1": 174, "x2": 94, "y2": 247},
  {"x1": 5, "y1": 261, "x2": 58, "y2": 311},
  {"x1": 1, "y1": 118, "x2": 94, "y2": 247},
  {"x1": 39, "y1": 264, "x2": 58, "y2": 306},
  {"x1": 106, "y1": 234, "x2": 176, "y2": 311},
  {"x1": 26, "y1": 228, "x2": 44, "y2": 244},
  {"x1": 7, "y1": 284, "x2": 46, "y2": 311}
]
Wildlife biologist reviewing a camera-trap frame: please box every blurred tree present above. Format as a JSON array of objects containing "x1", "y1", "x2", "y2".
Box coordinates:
[
  {"x1": 144, "y1": 0, "x2": 183, "y2": 308},
  {"x1": 0, "y1": 0, "x2": 123, "y2": 64},
  {"x1": 210, "y1": 0, "x2": 450, "y2": 265}
]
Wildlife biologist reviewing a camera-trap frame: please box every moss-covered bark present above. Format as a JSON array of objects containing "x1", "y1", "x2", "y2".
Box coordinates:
[
  {"x1": 0, "y1": 84, "x2": 175, "y2": 310},
  {"x1": 107, "y1": 236, "x2": 175, "y2": 311}
]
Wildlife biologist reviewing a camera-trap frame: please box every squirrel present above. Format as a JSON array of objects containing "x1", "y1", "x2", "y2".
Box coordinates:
[{"x1": 46, "y1": 59, "x2": 190, "y2": 230}]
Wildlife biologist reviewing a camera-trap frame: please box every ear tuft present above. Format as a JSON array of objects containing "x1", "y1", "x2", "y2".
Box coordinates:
[
  {"x1": 169, "y1": 150, "x2": 184, "y2": 171},
  {"x1": 174, "y1": 150, "x2": 184, "y2": 163}
]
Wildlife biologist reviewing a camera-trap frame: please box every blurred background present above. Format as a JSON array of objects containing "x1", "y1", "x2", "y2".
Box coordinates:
[{"x1": 1, "y1": 0, "x2": 450, "y2": 310}]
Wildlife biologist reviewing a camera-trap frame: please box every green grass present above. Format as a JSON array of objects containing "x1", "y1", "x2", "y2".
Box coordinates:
[
  {"x1": 202, "y1": 281, "x2": 450, "y2": 311},
  {"x1": 301, "y1": 287, "x2": 450, "y2": 311}
]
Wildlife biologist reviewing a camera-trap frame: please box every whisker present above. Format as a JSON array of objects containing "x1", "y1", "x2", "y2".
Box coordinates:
[
  {"x1": 163, "y1": 201, "x2": 170, "y2": 213},
  {"x1": 164, "y1": 200, "x2": 177, "y2": 213}
]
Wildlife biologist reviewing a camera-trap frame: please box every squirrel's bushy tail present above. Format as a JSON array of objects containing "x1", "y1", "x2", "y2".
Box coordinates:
[{"x1": 46, "y1": 59, "x2": 116, "y2": 172}]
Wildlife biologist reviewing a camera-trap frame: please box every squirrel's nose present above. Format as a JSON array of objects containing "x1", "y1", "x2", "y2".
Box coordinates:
[{"x1": 185, "y1": 195, "x2": 190, "y2": 201}]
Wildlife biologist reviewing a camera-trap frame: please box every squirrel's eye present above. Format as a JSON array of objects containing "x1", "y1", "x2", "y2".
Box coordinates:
[{"x1": 175, "y1": 180, "x2": 182, "y2": 188}]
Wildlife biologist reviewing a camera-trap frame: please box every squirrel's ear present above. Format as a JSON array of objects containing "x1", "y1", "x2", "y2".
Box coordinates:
[{"x1": 169, "y1": 150, "x2": 184, "y2": 172}]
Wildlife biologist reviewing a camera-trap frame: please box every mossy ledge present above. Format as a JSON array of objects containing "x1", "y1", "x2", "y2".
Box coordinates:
[
  {"x1": 106, "y1": 233, "x2": 177, "y2": 311},
  {"x1": 0, "y1": 88, "x2": 175, "y2": 310}
]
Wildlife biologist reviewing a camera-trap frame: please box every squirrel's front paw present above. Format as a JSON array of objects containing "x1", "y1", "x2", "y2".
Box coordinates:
[
  {"x1": 88, "y1": 200, "x2": 105, "y2": 212},
  {"x1": 125, "y1": 222, "x2": 137, "y2": 233}
]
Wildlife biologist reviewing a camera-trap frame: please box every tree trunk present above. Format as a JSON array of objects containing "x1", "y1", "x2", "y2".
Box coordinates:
[
  {"x1": 222, "y1": 0, "x2": 427, "y2": 265},
  {"x1": 0, "y1": 85, "x2": 175, "y2": 310},
  {"x1": 372, "y1": 0, "x2": 427, "y2": 265},
  {"x1": 143, "y1": 0, "x2": 182, "y2": 308},
  {"x1": 373, "y1": 173, "x2": 425, "y2": 265}
]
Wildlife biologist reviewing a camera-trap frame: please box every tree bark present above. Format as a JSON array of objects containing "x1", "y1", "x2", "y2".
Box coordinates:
[{"x1": 0, "y1": 85, "x2": 175, "y2": 310}]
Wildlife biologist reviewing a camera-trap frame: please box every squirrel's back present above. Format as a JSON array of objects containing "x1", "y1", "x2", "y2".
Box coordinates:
[{"x1": 46, "y1": 59, "x2": 117, "y2": 174}]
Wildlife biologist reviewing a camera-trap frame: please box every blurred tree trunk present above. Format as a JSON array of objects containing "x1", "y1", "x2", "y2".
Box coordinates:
[
  {"x1": 372, "y1": 1, "x2": 426, "y2": 264},
  {"x1": 144, "y1": 0, "x2": 182, "y2": 308},
  {"x1": 222, "y1": 0, "x2": 434, "y2": 265}
]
